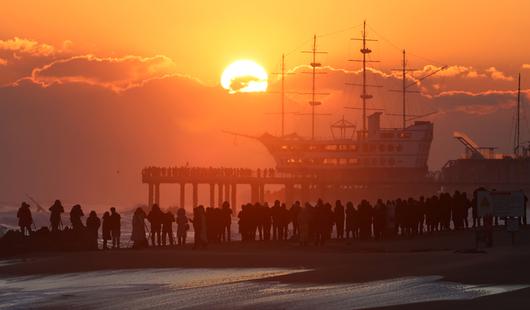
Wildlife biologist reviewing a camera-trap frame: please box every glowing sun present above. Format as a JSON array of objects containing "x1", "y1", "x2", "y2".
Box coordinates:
[{"x1": 221, "y1": 60, "x2": 268, "y2": 94}]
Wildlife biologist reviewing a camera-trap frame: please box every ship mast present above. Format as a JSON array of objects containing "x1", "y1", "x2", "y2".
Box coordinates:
[
  {"x1": 391, "y1": 50, "x2": 418, "y2": 129},
  {"x1": 349, "y1": 21, "x2": 379, "y2": 136},
  {"x1": 391, "y1": 52, "x2": 447, "y2": 129},
  {"x1": 270, "y1": 53, "x2": 296, "y2": 137},
  {"x1": 281, "y1": 54, "x2": 285, "y2": 137},
  {"x1": 514, "y1": 73, "x2": 521, "y2": 156},
  {"x1": 302, "y1": 35, "x2": 327, "y2": 140}
]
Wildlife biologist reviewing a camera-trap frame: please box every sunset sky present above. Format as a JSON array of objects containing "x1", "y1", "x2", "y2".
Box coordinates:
[{"x1": 0, "y1": 1, "x2": 529, "y2": 207}]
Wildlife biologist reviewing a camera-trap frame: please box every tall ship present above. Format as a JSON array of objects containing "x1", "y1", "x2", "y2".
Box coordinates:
[
  {"x1": 257, "y1": 114, "x2": 433, "y2": 181},
  {"x1": 233, "y1": 22, "x2": 441, "y2": 184}
]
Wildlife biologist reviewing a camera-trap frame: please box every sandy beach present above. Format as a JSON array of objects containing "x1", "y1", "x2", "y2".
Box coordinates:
[{"x1": 2, "y1": 228, "x2": 530, "y2": 309}]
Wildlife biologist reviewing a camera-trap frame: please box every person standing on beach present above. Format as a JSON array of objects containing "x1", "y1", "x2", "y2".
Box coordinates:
[
  {"x1": 221, "y1": 201, "x2": 232, "y2": 242},
  {"x1": 49, "y1": 200, "x2": 64, "y2": 232},
  {"x1": 147, "y1": 204, "x2": 163, "y2": 246},
  {"x1": 131, "y1": 208, "x2": 148, "y2": 249},
  {"x1": 162, "y1": 209, "x2": 175, "y2": 246},
  {"x1": 263, "y1": 202, "x2": 272, "y2": 241},
  {"x1": 334, "y1": 200, "x2": 345, "y2": 239},
  {"x1": 290, "y1": 201, "x2": 301, "y2": 239},
  {"x1": 17, "y1": 202, "x2": 33, "y2": 236},
  {"x1": 110, "y1": 207, "x2": 121, "y2": 249},
  {"x1": 102, "y1": 211, "x2": 111, "y2": 250},
  {"x1": 191, "y1": 205, "x2": 207, "y2": 249},
  {"x1": 70, "y1": 204, "x2": 85, "y2": 231},
  {"x1": 345, "y1": 202, "x2": 355, "y2": 239},
  {"x1": 86, "y1": 211, "x2": 101, "y2": 250},
  {"x1": 271, "y1": 200, "x2": 282, "y2": 240},
  {"x1": 176, "y1": 207, "x2": 189, "y2": 246},
  {"x1": 297, "y1": 203, "x2": 312, "y2": 246}
]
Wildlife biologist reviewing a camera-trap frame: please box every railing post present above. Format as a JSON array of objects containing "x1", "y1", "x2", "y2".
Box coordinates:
[
  {"x1": 224, "y1": 183, "x2": 230, "y2": 205},
  {"x1": 218, "y1": 183, "x2": 223, "y2": 207},
  {"x1": 210, "y1": 183, "x2": 215, "y2": 208},
  {"x1": 259, "y1": 183, "x2": 265, "y2": 203},
  {"x1": 155, "y1": 183, "x2": 160, "y2": 206},
  {"x1": 148, "y1": 183, "x2": 154, "y2": 207}
]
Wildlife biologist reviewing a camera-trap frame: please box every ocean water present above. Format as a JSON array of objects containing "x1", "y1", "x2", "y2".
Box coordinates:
[{"x1": 0, "y1": 268, "x2": 527, "y2": 310}]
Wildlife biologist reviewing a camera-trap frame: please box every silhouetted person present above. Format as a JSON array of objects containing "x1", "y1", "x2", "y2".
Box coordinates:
[
  {"x1": 373, "y1": 199, "x2": 386, "y2": 240},
  {"x1": 49, "y1": 200, "x2": 64, "y2": 232},
  {"x1": 86, "y1": 211, "x2": 101, "y2": 250},
  {"x1": 262, "y1": 202, "x2": 272, "y2": 241},
  {"x1": 17, "y1": 202, "x2": 33, "y2": 236},
  {"x1": 221, "y1": 201, "x2": 232, "y2": 242},
  {"x1": 358, "y1": 200, "x2": 373, "y2": 240},
  {"x1": 271, "y1": 200, "x2": 282, "y2": 240},
  {"x1": 162, "y1": 210, "x2": 175, "y2": 246},
  {"x1": 279, "y1": 203, "x2": 290, "y2": 240},
  {"x1": 345, "y1": 202, "x2": 355, "y2": 239},
  {"x1": 191, "y1": 205, "x2": 207, "y2": 249},
  {"x1": 176, "y1": 207, "x2": 189, "y2": 246},
  {"x1": 110, "y1": 207, "x2": 121, "y2": 249},
  {"x1": 314, "y1": 200, "x2": 327, "y2": 246},
  {"x1": 70, "y1": 204, "x2": 85, "y2": 231},
  {"x1": 131, "y1": 207, "x2": 148, "y2": 249},
  {"x1": 147, "y1": 204, "x2": 163, "y2": 246},
  {"x1": 102, "y1": 211, "x2": 111, "y2": 250},
  {"x1": 334, "y1": 200, "x2": 345, "y2": 239},
  {"x1": 290, "y1": 201, "x2": 301, "y2": 239},
  {"x1": 298, "y1": 203, "x2": 312, "y2": 246}
]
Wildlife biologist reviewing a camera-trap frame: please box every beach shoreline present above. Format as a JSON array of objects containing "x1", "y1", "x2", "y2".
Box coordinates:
[{"x1": 2, "y1": 229, "x2": 530, "y2": 309}]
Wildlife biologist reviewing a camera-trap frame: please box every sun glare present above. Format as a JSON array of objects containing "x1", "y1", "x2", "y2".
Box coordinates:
[{"x1": 221, "y1": 60, "x2": 268, "y2": 94}]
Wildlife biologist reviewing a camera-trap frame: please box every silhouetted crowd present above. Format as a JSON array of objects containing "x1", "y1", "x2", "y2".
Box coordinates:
[
  {"x1": 143, "y1": 166, "x2": 255, "y2": 178},
  {"x1": 2, "y1": 189, "x2": 528, "y2": 254},
  {"x1": 236, "y1": 191, "x2": 528, "y2": 245},
  {"x1": 142, "y1": 166, "x2": 284, "y2": 178},
  {"x1": 132, "y1": 204, "x2": 190, "y2": 249},
  {"x1": 2, "y1": 200, "x2": 122, "y2": 253}
]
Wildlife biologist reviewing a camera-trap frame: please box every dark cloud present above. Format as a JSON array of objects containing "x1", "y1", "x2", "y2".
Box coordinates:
[
  {"x1": 30, "y1": 55, "x2": 178, "y2": 92},
  {"x1": 0, "y1": 37, "x2": 72, "y2": 85},
  {"x1": 229, "y1": 75, "x2": 263, "y2": 92}
]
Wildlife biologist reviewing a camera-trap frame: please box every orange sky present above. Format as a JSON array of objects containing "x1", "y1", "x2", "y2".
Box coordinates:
[
  {"x1": 0, "y1": 1, "x2": 529, "y2": 206},
  {"x1": 1, "y1": 0, "x2": 529, "y2": 84}
]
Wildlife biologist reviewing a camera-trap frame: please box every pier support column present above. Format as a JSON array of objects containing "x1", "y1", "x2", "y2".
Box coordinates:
[
  {"x1": 148, "y1": 183, "x2": 154, "y2": 207},
  {"x1": 218, "y1": 183, "x2": 224, "y2": 207},
  {"x1": 285, "y1": 183, "x2": 294, "y2": 207},
  {"x1": 154, "y1": 183, "x2": 160, "y2": 206},
  {"x1": 250, "y1": 183, "x2": 259, "y2": 203},
  {"x1": 179, "y1": 183, "x2": 185, "y2": 209},
  {"x1": 192, "y1": 183, "x2": 198, "y2": 208},
  {"x1": 224, "y1": 183, "x2": 230, "y2": 205},
  {"x1": 209, "y1": 183, "x2": 215, "y2": 208},
  {"x1": 231, "y1": 183, "x2": 237, "y2": 213},
  {"x1": 259, "y1": 183, "x2": 265, "y2": 203}
]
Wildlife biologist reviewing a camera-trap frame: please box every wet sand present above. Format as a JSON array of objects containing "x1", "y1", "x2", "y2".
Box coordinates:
[{"x1": 2, "y1": 229, "x2": 530, "y2": 309}]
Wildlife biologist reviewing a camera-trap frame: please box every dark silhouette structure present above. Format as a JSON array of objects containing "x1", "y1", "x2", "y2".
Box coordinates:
[{"x1": 110, "y1": 207, "x2": 121, "y2": 249}]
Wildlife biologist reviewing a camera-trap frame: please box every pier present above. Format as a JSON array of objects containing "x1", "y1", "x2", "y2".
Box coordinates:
[
  {"x1": 142, "y1": 166, "x2": 312, "y2": 212},
  {"x1": 142, "y1": 166, "x2": 445, "y2": 211},
  {"x1": 142, "y1": 166, "x2": 530, "y2": 212}
]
